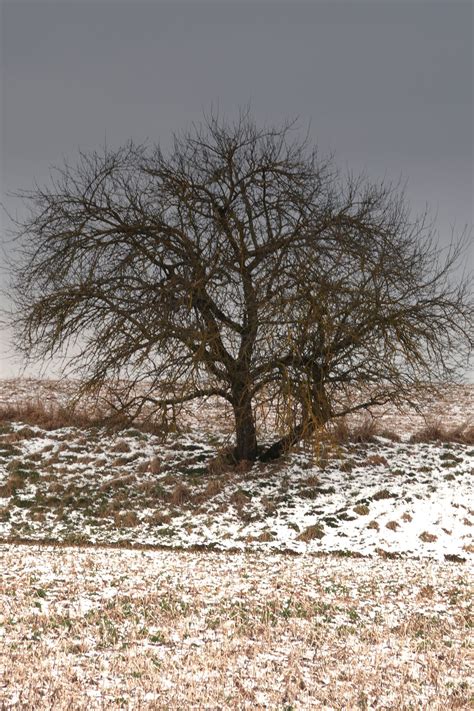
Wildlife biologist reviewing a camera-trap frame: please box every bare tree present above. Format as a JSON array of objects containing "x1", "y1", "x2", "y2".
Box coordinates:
[{"x1": 9, "y1": 111, "x2": 473, "y2": 461}]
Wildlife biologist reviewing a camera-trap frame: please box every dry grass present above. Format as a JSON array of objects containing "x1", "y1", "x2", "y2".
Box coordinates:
[
  {"x1": 110, "y1": 439, "x2": 131, "y2": 453},
  {"x1": 170, "y1": 481, "x2": 191, "y2": 506},
  {"x1": 0, "y1": 377, "x2": 472, "y2": 710},
  {"x1": 410, "y1": 421, "x2": 474, "y2": 445},
  {"x1": 202, "y1": 477, "x2": 225, "y2": 499},
  {"x1": 113, "y1": 511, "x2": 140, "y2": 528},
  {"x1": 0, "y1": 394, "x2": 167, "y2": 437},
  {"x1": 229, "y1": 488, "x2": 252, "y2": 510},
  {"x1": 149, "y1": 456, "x2": 161, "y2": 475},
  {"x1": 367, "y1": 520, "x2": 380, "y2": 530},
  {"x1": 0, "y1": 544, "x2": 472, "y2": 710},
  {"x1": 0, "y1": 398, "x2": 104, "y2": 430},
  {"x1": 297, "y1": 523, "x2": 325, "y2": 541},
  {"x1": 0, "y1": 378, "x2": 227, "y2": 442},
  {"x1": 1, "y1": 379, "x2": 473, "y2": 446},
  {"x1": 330, "y1": 416, "x2": 393, "y2": 444}
]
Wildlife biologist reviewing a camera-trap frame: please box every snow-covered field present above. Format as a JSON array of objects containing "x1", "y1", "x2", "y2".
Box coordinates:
[
  {"x1": 1, "y1": 545, "x2": 472, "y2": 709},
  {"x1": 0, "y1": 418, "x2": 472, "y2": 560},
  {"x1": 0, "y1": 380, "x2": 473, "y2": 709}
]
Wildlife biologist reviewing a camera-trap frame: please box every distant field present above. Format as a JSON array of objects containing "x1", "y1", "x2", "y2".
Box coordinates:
[
  {"x1": 0, "y1": 378, "x2": 473, "y2": 437},
  {"x1": 0, "y1": 380, "x2": 473, "y2": 709}
]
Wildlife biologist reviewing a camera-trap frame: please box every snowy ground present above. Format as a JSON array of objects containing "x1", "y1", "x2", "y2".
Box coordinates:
[
  {"x1": 0, "y1": 418, "x2": 472, "y2": 561},
  {"x1": 0, "y1": 380, "x2": 473, "y2": 709},
  {"x1": 0, "y1": 545, "x2": 472, "y2": 709}
]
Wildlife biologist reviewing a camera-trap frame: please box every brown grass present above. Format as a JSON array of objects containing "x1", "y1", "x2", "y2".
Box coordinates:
[
  {"x1": 207, "y1": 446, "x2": 235, "y2": 476},
  {"x1": 0, "y1": 398, "x2": 166, "y2": 436},
  {"x1": 110, "y1": 439, "x2": 131, "y2": 453},
  {"x1": 329, "y1": 416, "x2": 401, "y2": 444},
  {"x1": 256, "y1": 530, "x2": 275, "y2": 542},
  {"x1": 229, "y1": 489, "x2": 251, "y2": 510},
  {"x1": 99, "y1": 474, "x2": 136, "y2": 493},
  {"x1": 113, "y1": 511, "x2": 140, "y2": 528},
  {"x1": 301, "y1": 474, "x2": 320, "y2": 487},
  {"x1": 1, "y1": 381, "x2": 472, "y2": 449},
  {"x1": 330, "y1": 416, "x2": 377, "y2": 443},
  {"x1": 372, "y1": 488, "x2": 393, "y2": 501},
  {"x1": 170, "y1": 482, "x2": 191, "y2": 506},
  {"x1": 354, "y1": 504, "x2": 370, "y2": 516},
  {"x1": 0, "y1": 473, "x2": 27, "y2": 497},
  {"x1": 419, "y1": 531, "x2": 438, "y2": 543},
  {"x1": 297, "y1": 523, "x2": 325, "y2": 541},
  {"x1": 0, "y1": 399, "x2": 103, "y2": 430},
  {"x1": 145, "y1": 511, "x2": 173, "y2": 526},
  {"x1": 202, "y1": 478, "x2": 225, "y2": 499},
  {"x1": 149, "y1": 456, "x2": 161, "y2": 475},
  {"x1": 411, "y1": 420, "x2": 474, "y2": 445}
]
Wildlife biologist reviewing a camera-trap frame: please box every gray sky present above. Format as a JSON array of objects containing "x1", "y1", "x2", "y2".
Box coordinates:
[{"x1": 1, "y1": 0, "x2": 473, "y2": 378}]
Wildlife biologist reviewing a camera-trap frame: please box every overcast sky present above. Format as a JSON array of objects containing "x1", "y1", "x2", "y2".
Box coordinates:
[{"x1": 0, "y1": 0, "x2": 473, "y2": 379}]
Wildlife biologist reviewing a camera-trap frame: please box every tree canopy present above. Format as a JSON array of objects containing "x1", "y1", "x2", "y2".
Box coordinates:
[{"x1": 10, "y1": 111, "x2": 473, "y2": 461}]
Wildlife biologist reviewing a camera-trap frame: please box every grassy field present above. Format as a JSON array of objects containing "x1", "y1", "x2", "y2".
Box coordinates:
[{"x1": 0, "y1": 380, "x2": 473, "y2": 709}]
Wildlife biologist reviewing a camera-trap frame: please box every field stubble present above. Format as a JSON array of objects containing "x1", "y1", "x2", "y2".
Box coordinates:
[{"x1": 0, "y1": 544, "x2": 472, "y2": 710}]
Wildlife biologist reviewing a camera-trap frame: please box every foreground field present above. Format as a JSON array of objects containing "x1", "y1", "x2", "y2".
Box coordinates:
[{"x1": 0, "y1": 544, "x2": 472, "y2": 710}]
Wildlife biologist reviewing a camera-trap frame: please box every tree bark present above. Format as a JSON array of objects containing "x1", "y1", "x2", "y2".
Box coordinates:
[
  {"x1": 310, "y1": 378, "x2": 332, "y2": 424},
  {"x1": 259, "y1": 422, "x2": 306, "y2": 462},
  {"x1": 232, "y1": 389, "x2": 258, "y2": 461}
]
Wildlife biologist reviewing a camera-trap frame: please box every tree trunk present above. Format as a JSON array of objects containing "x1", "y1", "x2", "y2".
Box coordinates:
[
  {"x1": 232, "y1": 390, "x2": 258, "y2": 462},
  {"x1": 259, "y1": 422, "x2": 306, "y2": 462},
  {"x1": 310, "y1": 378, "x2": 332, "y2": 424}
]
